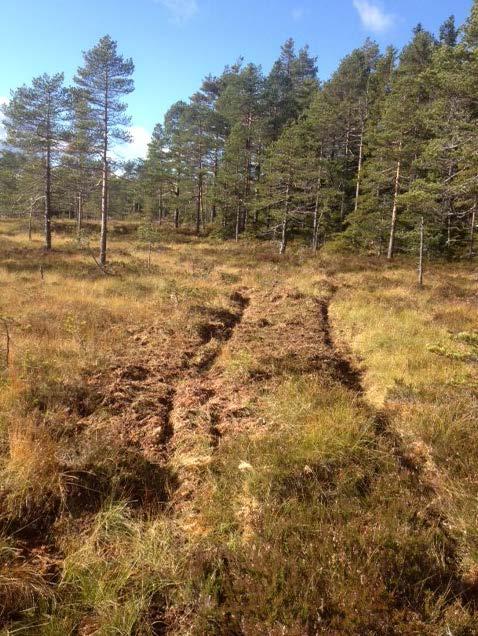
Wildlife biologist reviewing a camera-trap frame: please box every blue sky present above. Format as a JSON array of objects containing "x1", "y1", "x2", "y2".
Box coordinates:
[{"x1": 0, "y1": 0, "x2": 473, "y2": 159}]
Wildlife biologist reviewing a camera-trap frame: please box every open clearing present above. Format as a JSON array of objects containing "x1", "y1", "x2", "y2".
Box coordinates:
[{"x1": 0, "y1": 221, "x2": 477, "y2": 634}]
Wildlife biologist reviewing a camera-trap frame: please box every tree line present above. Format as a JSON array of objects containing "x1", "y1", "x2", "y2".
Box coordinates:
[
  {"x1": 2, "y1": 3, "x2": 478, "y2": 262},
  {"x1": 1, "y1": 36, "x2": 133, "y2": 265}
]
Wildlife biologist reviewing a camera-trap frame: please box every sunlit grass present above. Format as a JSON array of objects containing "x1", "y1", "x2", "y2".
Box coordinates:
[
  {"x1": 329, "y1": 256, "x2": 478, "y2": 592},
  {"x1": 329, "y1": 264, "x2": 476, "y2": 403},
  {"x1": 1, "y1": 220, "x2": 477, "y2": 633}
]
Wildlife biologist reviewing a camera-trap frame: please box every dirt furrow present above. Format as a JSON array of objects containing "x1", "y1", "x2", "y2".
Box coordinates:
[
  {"x1": 72, "y1": 290, "x2": 247, "y2": 465},
  {"x1": 166, "y1": 285, "x2": 368, "y2": 519}
]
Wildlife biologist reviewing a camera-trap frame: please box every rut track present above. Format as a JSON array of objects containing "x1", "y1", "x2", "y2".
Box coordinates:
[
  {"x1": 74, "y1": 289, "x2": 249, "y2": 464},
  {"x1": 165, "y1": 284, "x2": 368, "y2": 517},
  {"x1": 100, "y1": 279, "x2": 477, "y2": 607}
]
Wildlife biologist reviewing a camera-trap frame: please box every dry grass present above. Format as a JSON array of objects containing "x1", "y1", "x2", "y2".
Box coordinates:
[
  {"x1": 0, "y1": 220, "x2": 477, "y2": 634},
  {"x1": 1, "y1": 421, "x2": 63, "y2": 517},
  {"x1": 328, "y1": 253, "x2": 478, "y2": 604}
]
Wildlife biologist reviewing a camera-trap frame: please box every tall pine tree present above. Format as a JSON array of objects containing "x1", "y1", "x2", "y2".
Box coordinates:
[
  {"x1": 74, "y1": 35, "x2": 134, "y2": 265},
  {"x1": 2, "y1": 73, "x2": 68, "y2": 249}
]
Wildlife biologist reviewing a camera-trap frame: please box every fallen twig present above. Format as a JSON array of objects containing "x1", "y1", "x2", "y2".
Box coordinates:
[{"x1": 88, "y1": 250, "x2": 116, "y2": 276}]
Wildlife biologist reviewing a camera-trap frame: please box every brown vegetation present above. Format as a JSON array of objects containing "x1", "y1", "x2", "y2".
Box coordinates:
[{"x1": 0, "y1": 220, "x2": 477, "y2": 634}]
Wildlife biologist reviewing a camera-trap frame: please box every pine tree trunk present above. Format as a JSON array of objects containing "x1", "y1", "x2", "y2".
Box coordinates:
[
  {"x1": 158, "y1": 187, "x2": 164, "y2": 224},
  {"x1": 29, "y1": 197, "x2": 33, "y2": 241},
  {"x1": 244, "y1": 111, "x2": 253, "y2": 231},
  {"x1": 200, "y1": 183, "x2": 205, "y2": 231},
  {"x1": 280, "y1": 216, "x2": 288, "y2": 255},
  {"x1": 195, "y1": 174, "x2": 202, "y2": 236},
  {"x1": 77, "y1": 192, "x2": 83, "y2": 238},
  {"x1": 174, "y1": 185, "x2": 180, "y2": 228},
  {"x1": 100, "y1": 156, "x2": 108, "y2": 266},
  {"x1": 339, "y1": 117, "x2": 350, "y2": 222},
  {"x1": 312, "y1": 180, "x2": 320, "y2": 252},
  {"x1": 418, "y1": 216, "x2": 424, "y2": 287},
  {"x1": 312, "y1": 156, "x2": 323, "y2": 251},
  {"x1": 211, "y1": 150, "x2": 218, "y2": 222},
  {"x1": 235, "y1": 206, "x2": 240, "y2": 242},
  {"x1": 44, "y1": 143, "x2": 52, "y2": 250},
  {"x1": 446, "y1": 161, "x2": 455, "y2": 258},
  {"x1": 99, "y1": 77, "x2": 109, "y2": 267},
  {"x1": 387, "y1": 144, "x2": 402, "y2": 261},
  {"x1": 340, "y1": 190, "x2": 346, "y2": 222},
  {"x1": 280, "y1": 184, "x2": 290, "y2": 255},
  {"x1": 344, "y1": 114, "x2": 351, "y2": 156},
  {"x1": 469, "y1": 202, "x2": 476, "y2": 259},
  {"x1": 354, "y1": 122, "x2": 365, "y2": 215}
]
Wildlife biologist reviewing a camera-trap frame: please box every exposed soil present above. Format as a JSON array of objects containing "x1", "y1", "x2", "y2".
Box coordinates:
[
  {"x1": 165, "y1": 284, "x2": 367, "y2": 519},
  {"x1": 76, "y1": 289, "x2": 250, "y2": 463}
]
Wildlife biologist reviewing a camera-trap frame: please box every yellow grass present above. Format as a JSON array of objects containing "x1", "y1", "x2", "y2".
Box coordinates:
[{"x1": 328, "y1": 254, "x2": 478, "y2": 590}]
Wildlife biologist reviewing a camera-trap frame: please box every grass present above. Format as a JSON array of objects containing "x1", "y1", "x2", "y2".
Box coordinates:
[
  {"x1": 0, "y1": 219, "x2": 477, "y2": 634},
  {"x1": 182, "y1": 373, "x2": 473, "y2": 634},
  {"x1": 1, "y1": 420, "x2": 63, "y2": 518},
  {"x1": 328, "y1": 253, "x2": 478, "y2": 603},
  {"x1": 328, "y1": 263, "x2": 476, "y2": 404}
]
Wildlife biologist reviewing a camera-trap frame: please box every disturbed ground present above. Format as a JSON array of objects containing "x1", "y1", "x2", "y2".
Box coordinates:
[
  {"x1": 68, "y1": 281, "x2": 360, "y2": 517},
  {"x1": 0, "y1": 225, "x2": 477, "y2": 634}
]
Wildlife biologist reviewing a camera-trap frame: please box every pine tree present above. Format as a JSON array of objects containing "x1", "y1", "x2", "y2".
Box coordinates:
[
  {"x1": 350, "y1": 29, "x2": 436, "y2": 258},
  {"x1": 63, "y1": 89, "x2": 99, "y2": 237},
  {"x1": 301, "y1": 94, "x2": 343, "y2": 249},
  {"x1": 453, "y1": 0, "x2": 478, "y2": 257},
  {"x1": 74, "y1": 35, "x2": 134, "y2": 265},
  {"x1": 257, "y1": 121, "x2": 317, "y2": 253},
  {"x1": 343, "y1": 47, "x2": 396, "y2": 252},
  {"x1": 164, "y1": 101, "x2": 189, "y2": 229},
  {"x1": 0, "y1": 151, "x2": 26, "y2": 215},
  {"x1": 263, "y1": 39, "x2": 318, "y2": 141},
  {"x1": 216, "y1": 63, "x2": 265, "y2": 235},
  {"x1": 323, "y1": 40, "x2": 381, "y2": 223},
  {"x1": 2, "y1": 73, "x2": 68, "y2": 249},
  {"x1": 143, "y1": 123, "x2": 170, "y2": 222},
  {"x1": 180, "y1": 95, "x2": 216, "y2": 235},
  {"x1": 439, "y1": 15, "x2": 459, "y2": 47},
  {"x1": 217, "y1": 123, "x2": 250, "y2": 239}
]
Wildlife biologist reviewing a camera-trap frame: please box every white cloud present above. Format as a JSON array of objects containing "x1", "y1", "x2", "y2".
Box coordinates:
[
  {"x1": 156, "y1": 0, "x2": 198, "y2": 23},
  {"x1": 292, "y1": 8, "x2": 304, "y2": 21},
  {"x1": 353, "y1": 0, "x2": 394, "y2": 33},
  {"x1": 114, "y1": 126, "x2": 151, "y2": 162}
]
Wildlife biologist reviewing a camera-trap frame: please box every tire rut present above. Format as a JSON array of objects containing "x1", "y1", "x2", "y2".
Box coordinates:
[
  {"x1": 166, "y1": 291, "x2": 250, "y2": 509},
  {"x1": 317, "y1": 296, "x2": 363, "y2": 394},
  {"x1": 167, "y1": 285, "x2": 366, "y2": 516}
]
